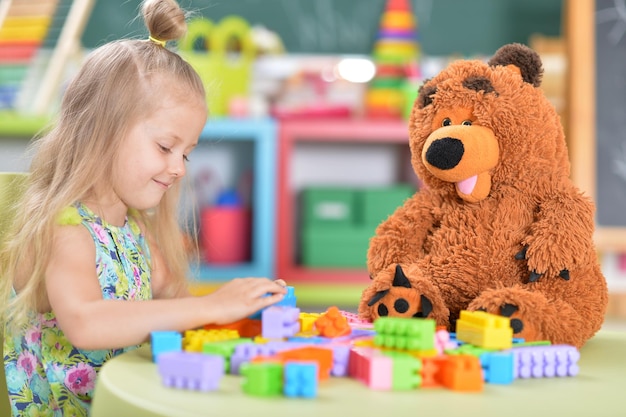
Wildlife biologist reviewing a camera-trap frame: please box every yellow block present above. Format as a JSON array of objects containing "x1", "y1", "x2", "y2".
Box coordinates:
[
  {"x1": 455, "y1": 310, "x2": 513, "y2": 349},
  {"x1": 182, "y1": 329, "x2": 239, "y2": 352}
]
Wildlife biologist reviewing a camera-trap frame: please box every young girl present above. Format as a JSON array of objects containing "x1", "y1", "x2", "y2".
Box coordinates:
[{"x1": 0, "y1": 0, "x2": 286, "y2": 415}]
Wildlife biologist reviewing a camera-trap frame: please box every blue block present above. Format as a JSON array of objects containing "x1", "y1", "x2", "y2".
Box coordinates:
[
  {"x1": 151, "y1": 331, "x2": 183, "y2": 363},
  {"x1": 250, "y1": 286, "x2": 297, "y2": 319},
  {"x1": 283, "y1": 362, "x2": 318, "y2": 398},
  {"x1": 481, "y1": 351, "x2": 514, "y2": 384}
]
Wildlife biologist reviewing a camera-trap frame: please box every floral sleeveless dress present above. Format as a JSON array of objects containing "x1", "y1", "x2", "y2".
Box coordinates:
[{"x1": 3, "y1": 203, "x2": 152, "y2": 417}]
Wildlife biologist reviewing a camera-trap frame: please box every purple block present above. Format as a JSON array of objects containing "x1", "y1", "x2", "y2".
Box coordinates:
[
  {"x1": 158, "y1": 352, "x2": 224, "y2": 391},
  {"x1": 326, "y1": 345, "x2": 350, "y2": 377},
  {"x1": 262, "y1": 306, "x2": 301, "y2": 338},
  {"x1": 512, "y1": 345, "x2": 580, "y2": 379},
  {"x1": 231, "y1": 341, "x2": 308, "y2": 374}
]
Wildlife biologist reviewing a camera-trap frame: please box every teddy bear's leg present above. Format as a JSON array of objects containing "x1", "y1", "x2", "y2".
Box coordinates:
[
  {"x1": 358, "y1": 263, "x2": 450, "y2": 328},
  {"x1": 467, "y1": 266, "x2": 608, "y2": 348}
]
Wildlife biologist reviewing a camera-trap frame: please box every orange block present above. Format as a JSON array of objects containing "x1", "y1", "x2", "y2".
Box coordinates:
[
  {"x1": 314, "y1": 306, "x2": 351, "y2": 338},
  {"x1": 275, "y1": 347, "x2": 333, "y2": 380},
  {"x1": 420, "y1": 356, "x2": 446, "y2": 388},
  {"x1": 440, "y1": 355, "x2": 484, "y2": 392},
  {"x1": 203, "y1": 318, "x2": 262, "y2": 338}
]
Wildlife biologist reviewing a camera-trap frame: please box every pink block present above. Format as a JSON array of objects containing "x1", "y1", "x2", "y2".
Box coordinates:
[{"x1": 366, "y1": 355, "x2": 393, "y2": 390}]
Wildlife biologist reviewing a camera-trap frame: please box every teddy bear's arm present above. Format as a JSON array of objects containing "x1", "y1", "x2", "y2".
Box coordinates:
[
  {"x1": 366, "y1": 191, "x2": 439, "y2": 278},
  {"x1": 521, "y1": 189, "x2": 596, "y2": 280}
]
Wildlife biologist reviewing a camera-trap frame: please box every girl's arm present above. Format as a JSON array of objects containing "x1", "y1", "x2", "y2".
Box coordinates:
[{"x1": 45, "y1": 224, "x2": 285, "y2": 351}]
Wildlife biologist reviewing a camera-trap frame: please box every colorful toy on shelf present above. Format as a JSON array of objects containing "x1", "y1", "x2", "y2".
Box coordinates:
[
  {"x1": 179, "y1": 16, "x2": 255, "y2": 117},
  {"x1": 0, "y1": 0, "x2": 94, "y2": 115},
  {"x1": 200, "y1": 188, "x2": 251, "y2": 265},
  {"x1": 365, "y1": 0, "x2": 420, "y2": 119}
]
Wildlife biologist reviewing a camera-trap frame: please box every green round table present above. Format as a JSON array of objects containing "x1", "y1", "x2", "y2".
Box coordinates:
[{"x1": 91, "y1": 331, "x2": 626, "y2": 417}]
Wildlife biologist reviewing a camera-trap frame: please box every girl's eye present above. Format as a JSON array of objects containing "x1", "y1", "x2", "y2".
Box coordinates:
[
  {"x1": 183, "y1": 155, "x2": 190, "y2": 162},
  {"x1": 462, "y1": 120, "x2": 472, "y2": 126},
  {"x1": 442, "y1": 118, "x2": 452, "y2": 126},
  {"x1": 159, "y1": 144, "x2": 171, "y2": 153}
]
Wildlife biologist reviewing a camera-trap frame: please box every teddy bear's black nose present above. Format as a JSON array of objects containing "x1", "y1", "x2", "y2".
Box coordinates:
[{"x1": 425, "y1": 137, "x2": 464, "y2": 170}]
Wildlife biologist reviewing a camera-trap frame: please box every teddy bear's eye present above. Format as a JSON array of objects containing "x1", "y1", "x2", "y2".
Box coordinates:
[
  {"x1": 442, "y1": 118, "x2": 452, "y2": 127},
  {"x1": 462, "y1": 120, "x2": 473, "y2": 126}
]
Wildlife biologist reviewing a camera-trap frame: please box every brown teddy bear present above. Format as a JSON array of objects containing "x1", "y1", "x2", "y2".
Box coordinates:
[{"x1": 358, "y1": 43, "x2": 608, "y2": 348}]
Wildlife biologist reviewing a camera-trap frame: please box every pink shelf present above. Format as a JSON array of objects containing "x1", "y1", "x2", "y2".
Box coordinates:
[{"x1": 276, "y1": 118, "x2": 411, "y2": 284}]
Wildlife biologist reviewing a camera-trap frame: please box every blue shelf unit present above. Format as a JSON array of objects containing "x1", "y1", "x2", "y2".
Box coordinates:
[{"x1": 191, "y1": 118, "x2": 277, "y2": 282}]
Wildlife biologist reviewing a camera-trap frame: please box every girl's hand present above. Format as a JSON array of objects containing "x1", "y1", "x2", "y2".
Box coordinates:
[{"x1": 203, "y1": 277, "x2": 287, "y2": 325}]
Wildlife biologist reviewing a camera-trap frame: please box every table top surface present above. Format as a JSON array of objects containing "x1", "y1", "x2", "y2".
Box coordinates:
[{"x1": 91, "y1": 330, "x2": 626, "y2": 417}]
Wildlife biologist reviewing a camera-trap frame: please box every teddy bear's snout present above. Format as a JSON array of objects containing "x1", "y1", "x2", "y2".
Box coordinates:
[{"x1": 424, "y1": 137, "x2": 464, "y2": 170}]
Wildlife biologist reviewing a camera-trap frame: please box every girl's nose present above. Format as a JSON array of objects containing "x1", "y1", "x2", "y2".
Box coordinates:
[{"x1": 171, "y1": 157, "x2": 186, "y2": 178}]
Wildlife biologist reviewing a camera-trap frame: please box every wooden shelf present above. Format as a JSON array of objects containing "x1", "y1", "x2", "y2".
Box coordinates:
[{"x1": 276, "y1": 117, "x2": 411, "y2": 284}]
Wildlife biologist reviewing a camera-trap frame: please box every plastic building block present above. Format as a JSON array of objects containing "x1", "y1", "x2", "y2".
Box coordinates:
[
  {"x1": 435, "y1": 329, "x2": 459, "y2": 354},
  {"x1": 385, "y1": 351, "x2": 422, "y2": 390},
  {"x1": 240, "y1": 362, "x2": 283, "y2": 397},
  {"x1": 299, "y1": 312, "x2": 322, "y2": 332},
  {"x1": 373, "y1": 316, "x2": 436, "y2": 351},
  {"x1": 229, "y1": 341, "x2": 307, "y2": 375},
  {"x1": 512, "y1": 344, "x2": 580, "y2": 378},
  {"x1": 325, "y1": 344, "x2": 351, "y2": 377},
  {"x1": 420, "y1": 356, "x2": 447, "y2": 388},
  {"x1": 481, "y1": 351, "x2": 515, "y2": 384},
  {"x1": 455, "y1": 310, "x2": 513, "y2": 350},
  {"x1": 202, "y1": 338, "x2": 252, "y2": 373},
  {"x1": 150, "y1": 331, "x2": 182, "y2": 363},
  {"x1": 157, "y1": 352, "x2": 224, "y2": 391},
  {"x1": 275, "y1": 346, "x2": 333, "y2": 380},
  {"x1": 262, "y1": 306, "x2": 301, "y2": 338},
  {"x1": 203, "y1": 318, "x2": 262, "y2": 338},
  {"x1": 283, "y1": 361, "x2": 319, "y2": 398},
  {"x1": 183, "y1": 329, "x2": 240, "y2": 352},
  {"x1": 314, "y1": 306, "x2": 351, "y2": 338},
  {"x1": 250, "y1": 286, "x2": 297, "y2": 320},
  {"x1": 348, "y1": 347, "x2": 393, "y2": 390},
  {"x1": 339, "y1": 310, "x2": 374, "y2": 329},
  {"x1": 440, "y1": 355, "x2": 484, "y2": 392}
]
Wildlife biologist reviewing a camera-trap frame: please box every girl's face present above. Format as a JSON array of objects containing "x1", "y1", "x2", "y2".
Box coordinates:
[{"x1": 112, "y1": 91, "x2": 206, "y2": 212}]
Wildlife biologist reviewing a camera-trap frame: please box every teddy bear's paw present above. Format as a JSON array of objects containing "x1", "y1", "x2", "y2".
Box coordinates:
[
  {"x1": 359, "y1": 264, "x2": 450, "y2": 328},
  {"x1": 515, "y1": 245, "x2": 571, "y2": 283},
  {"x1": 366, "y1": 265, "x2": 433, "y2": 320}
]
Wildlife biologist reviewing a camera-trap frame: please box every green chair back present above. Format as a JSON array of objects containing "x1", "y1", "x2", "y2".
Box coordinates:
[{"x1": 0, "y1": 172, "x2": 28, "y2": 417}]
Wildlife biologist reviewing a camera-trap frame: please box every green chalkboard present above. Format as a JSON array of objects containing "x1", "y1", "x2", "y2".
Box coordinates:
[{"x1": 83, "y1": 0, "x2": 562, "y2": 56}]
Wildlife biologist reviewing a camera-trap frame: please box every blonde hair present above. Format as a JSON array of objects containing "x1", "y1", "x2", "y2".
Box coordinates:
[{"x1": 0, "y1": 0, "x2": 205, "y2": 328}]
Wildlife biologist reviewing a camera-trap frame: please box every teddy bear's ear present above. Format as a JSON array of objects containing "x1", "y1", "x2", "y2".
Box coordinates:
[
  {"x1": 416, "y1": 79, "x2": 436, "y2": 108},
  {"x1": 487, "y1": 43, "x2": 543, "y2": 87}
]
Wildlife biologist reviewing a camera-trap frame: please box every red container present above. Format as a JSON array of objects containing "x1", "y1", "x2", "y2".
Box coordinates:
[{"x1": 201, "y1": 206, "x2": 251, "y2": 264}]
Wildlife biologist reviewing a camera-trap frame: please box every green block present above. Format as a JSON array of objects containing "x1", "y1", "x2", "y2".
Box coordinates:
[
  {"x1": 202, "y1": 338, "x2": 251, "y2": 372},
  {"x1": 241, "y1": 362, "x2": 283, "y2": 396},
  {"x1": 301, "y1": 187, "x2": 358, "y2": 227},
  {"x1": 361, "y1": 185, "x2": 415, "y2": 226},
  {"x1": 300, "y1": 226, "x2": 372, "y2": 268},
  {"x1": 383, "y1": 352, "x2": 422, "y2": 390},
  {"x1": 374, "y1": 317, "x2": 436, "y2": 351}
]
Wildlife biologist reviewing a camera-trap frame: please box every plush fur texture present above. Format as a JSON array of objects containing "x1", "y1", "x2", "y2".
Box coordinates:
[{"x1": 358, "y1": 43, "x2": 608, "y2": 348}]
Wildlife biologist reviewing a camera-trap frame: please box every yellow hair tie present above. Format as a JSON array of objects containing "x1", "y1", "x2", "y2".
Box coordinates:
[{"x1": 148, "y1": 35, "x2": 166, "y2": 47}]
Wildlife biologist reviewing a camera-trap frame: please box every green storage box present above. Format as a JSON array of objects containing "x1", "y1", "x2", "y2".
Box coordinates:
[
  {"x1": 301, "y1": 188, "x2": 358, "y2": 228},
  {"x1": 360, "y1": 184, "x2": 415, "y2": 226},
  {"x1": 300, "y1": 226, "x2": 373, "y2": 268}
]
